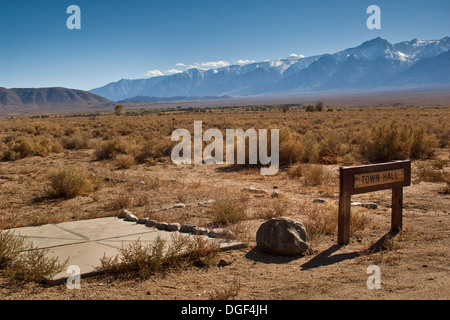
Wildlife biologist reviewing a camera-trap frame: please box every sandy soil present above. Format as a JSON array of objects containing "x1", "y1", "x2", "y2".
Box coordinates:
[{"x1": 0, "y1": 149, "x2": 449, "y2": 300}]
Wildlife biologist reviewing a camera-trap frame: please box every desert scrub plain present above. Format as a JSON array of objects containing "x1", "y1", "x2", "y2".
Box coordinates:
[{"x1": 0, "y1": 104, "x2": 449, "y2": 300}]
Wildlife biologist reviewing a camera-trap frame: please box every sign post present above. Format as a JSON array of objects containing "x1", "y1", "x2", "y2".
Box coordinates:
[{"x1": 338, "y1": 160, "x2": 411, "y2": 245}]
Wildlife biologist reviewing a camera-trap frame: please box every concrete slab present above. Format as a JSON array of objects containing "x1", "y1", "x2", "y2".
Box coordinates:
[
  {"x1": 4, "y1": 217, "x2": 245, "y2": 283},
  {"x1": 5, "y1": 224, "x2": 87, "y2": 249}
]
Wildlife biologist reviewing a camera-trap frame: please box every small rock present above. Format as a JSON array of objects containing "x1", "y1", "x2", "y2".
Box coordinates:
[
  {"x1": 271, "y1": 191, "x2": 282, "y2": 198},
  {"x1": 125, "y1": 212, "x2": 139, "y2": 222},
  {"x1": 361, "y1": 202, "x2": 378, "y2": 210},
  {"x1": 192, "y1": 226, "x2": 209, "y2": 235},
  {"x1": 251, "y1": 194, "x2": 265, "y2": 198},
  {"x1": 137, "y1": 181, "x2": 146, "y2": 185},
  {"x1": 243, "y1": 187, "x2": 267, "y2": 193},
  {"x1": 209, "y1": 228, "x2": 234, "y2": 239},
  {"x1": 156, "y1": 222, "x2": 169, "y2": 231},
  {"x1": 167, "y1": 223, "x2": 181, "y2": 232},
  {"x1": 180, "y1": 224, "x2": 196, "y2": 233},
  {"x1": 145, "y1": 219, "x2": 158, "y2": 228},
  {"x1": 137, "y1": 218, "x2": 149, "y2": 225},
  {"x1": 198, "y1": 199, "x2": 215, "y2": 206},
  {"x1": 118, "y1": 209, "x2": 132, "y2": 219},
  {"x1": 119, "y1": 179, "x2": 127, "y2": 183},
  {"x1": 173, "y1": 203, "x2": 186, "y2": 208},
  {"x1": 313, "y1": 198, "x2": 326, "y2": 204},
  {"x1": 217, "y1": 259, "x2": 232, "y2": 267}
]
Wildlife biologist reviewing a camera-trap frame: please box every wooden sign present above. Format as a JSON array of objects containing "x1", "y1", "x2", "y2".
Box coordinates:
[
  {"x1": 338, "y1": 160, "x2": 411, "y2": 245},
  {"x1": 354, "y1": 169, "x2": 404, "y2": 189}
]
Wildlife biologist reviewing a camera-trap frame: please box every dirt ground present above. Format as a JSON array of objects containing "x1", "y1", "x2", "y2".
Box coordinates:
[{"x1": 0, "y1": 147, "x2": 449, "y2": 300}]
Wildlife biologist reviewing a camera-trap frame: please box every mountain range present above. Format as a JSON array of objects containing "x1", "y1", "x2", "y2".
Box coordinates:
[
  {"x1": 91, "y1": 37, "x2": 450, "y2": 101},
  {"x1": 0, "y1": 87, "x2": 114, "y2": 113}
]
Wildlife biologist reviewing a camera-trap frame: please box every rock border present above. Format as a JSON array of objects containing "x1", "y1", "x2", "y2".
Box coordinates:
[{"x1": 118, "y1": 209, "x2": 235, "y2": 241}]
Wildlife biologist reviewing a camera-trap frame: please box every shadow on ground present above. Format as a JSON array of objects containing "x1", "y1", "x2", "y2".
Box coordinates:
[{"x1": 245, "y1": 231, "x2": 399, "y2": 269}]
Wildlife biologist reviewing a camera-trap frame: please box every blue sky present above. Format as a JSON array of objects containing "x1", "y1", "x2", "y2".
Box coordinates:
[{"x1": 1, "y1": 0, "x2": 449, "y2": 91}]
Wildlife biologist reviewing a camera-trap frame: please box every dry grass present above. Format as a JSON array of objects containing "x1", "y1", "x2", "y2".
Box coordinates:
[
  {"x1": 287, "y1": 164, "x2": 334, "y2": 187},
  {"x1": 210, "y1": 195, "x2": 247, "y2": 225},
  {"x1": 114, "y1": 154, "x2": 136, "y2": 169},
  {"x1": 1, "y1": 106, "x2": 447, "y2": 166},
  {"x1": 0, "y1": 230, "x2": 27, "y2": 269},
  {"x1": 303, "y1": 164, "x2": 333, "y2": 186},
  {"x1": 1, "y1": 136, "x2": 61, "y2": 161},
  {"x1": 0, "y1": 105, "x2": 448, "y2": 298},
  {"x1": 254, "y1": 198, "x2": 289, "y2": 220},
  {"x1": 0, "y1": 231, "x2": 66, "y2": 283},
  {"x1": 105, "y1": 195, "x2": 134, "y2": 211},
  {"x1": 301, "y1": 202, "x2": 372, "y2": 248},
  {"x1": 415, "y1": 162, "x2": 448, "y2": 183},
  {"x1": 302, "y1": 203, "x2": 338, "y2": 241},
  {"x1": 209, "y1": 279, "x2": 241, "y2": 300},
  {"x1": 98, "y1": 234, "x2": 220, "y2": 279},
  {"x1": 4, "y1": 244, "x2": 67, "y2": 283},
  {"x1": 361, "y1": 121, "x2": 437, "y2": 162},
  {"x1": 45, "y1": 166, "x2": 103, "y2": 199}
]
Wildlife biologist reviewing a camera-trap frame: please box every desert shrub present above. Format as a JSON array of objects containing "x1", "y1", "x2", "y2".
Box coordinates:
[
  {"x1": 350, "y1": 211, "x2": 373, "y2": 234},
  {"x1": 278, "y1": 128, "x2": 304, "y2": 166},
  {"x1": 95, "y1": 138, "x2": 139, "y2": 160},
  {"x1": 302, "y1": 164, "x2": 333, "y2": 186},
  {"x1": 98, "y1": 235, "x2": 220, "y2": 279},
  {"x1": 360, "y1": 121, "x2": 437, "y2": 162},
  {"x1": 4, "y1": 242, "x2": 66, "y2": 283},
  {"x1": 0, "y1": 232, "x2": 66, "y2": 283},
  {"x1": 1, "y1": 136, "x2": 61, "y2": 161},
  {"x1": 209, "y1": 279, "x2": 241, "y2": 300},
  {"x1": 302, "y1": 203, "x2": 338, "y2": 241},
  {"x1": 287, "y1": 163, "x2": 304, "y2": 179},
  {"x1": 105, "y1": 195, "x2": 134, "y2": 211},
  {"x1": 256, "y1": 199, "x2": 289, "y2": 220},
  {"x1": 415, "y1": 163, "x2": 448, "y2": 183},
  {"x1": 302, "y1": 203, "x2": 371, "y2": 244},
  {"x1": 115, "y1": 154, "x2": 136, "y2": 169},
  {"x1": 0, "y1": 231, "x2": 27, "y2": 269},
  {"x1": 301, "y1": 132, "x2": 319, "y2": 163},
  {"x1": 62, "y1": 133, "x2": 92, "y2": 150},
  {"x1": 409, "y1": 127, "x2": 437, "y2": 159},
  {"x1": 318, "y1": 134, "x2": 353, "y2": 164},
  {"x1": 135, "y1": 138, "x2": 174, "y2": 163},
  {"x1": 46, "y1": 167, "x2": 103, "y2": 199},
  {"x1": 210, "y1": 195, "x2": 247, "y2": 225},
  {"x1": 381, "y1": 234, "x2": 404, "y2": 251},
  {"x1": 305, "y1": 105, "x2": 316, "y2": 112}
]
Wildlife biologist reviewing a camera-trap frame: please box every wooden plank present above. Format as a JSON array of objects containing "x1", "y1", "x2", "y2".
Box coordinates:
[
  {"x1": 391, "y1": 186, "x2": 403, "y2": 232},
  {"x1": 338, "y1": 195, "x2": 351, "y2": 245}
]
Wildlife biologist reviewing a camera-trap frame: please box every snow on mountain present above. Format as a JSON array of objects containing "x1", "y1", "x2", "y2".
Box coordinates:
[{"x1": 90, "y1": 37, "x2": 450, "y2": 100}]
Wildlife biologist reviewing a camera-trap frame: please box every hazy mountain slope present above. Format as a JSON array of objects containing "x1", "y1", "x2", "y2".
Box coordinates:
[
  {"x1": 391, "y1": 50, "x2": 450, "y2": 85},
  {"x1": 0, "y1": 87, "x2": 114, "y2": 113}
]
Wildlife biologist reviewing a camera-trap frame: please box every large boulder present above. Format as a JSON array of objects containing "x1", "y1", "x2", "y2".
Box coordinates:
[{"x1": 256, "y1": 217, "x2": 308, "y2": 256}]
